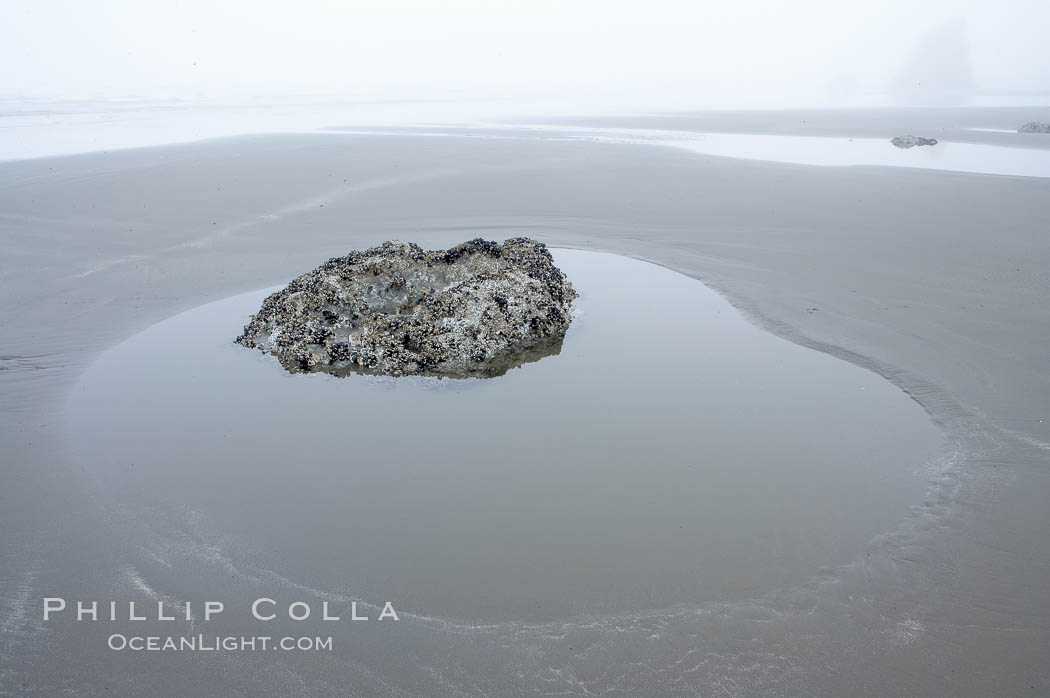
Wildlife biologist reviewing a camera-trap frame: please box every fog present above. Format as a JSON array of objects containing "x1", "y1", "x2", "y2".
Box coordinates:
[{"x1": 1, "y1": 0, "x2": 1047, "y2": 108}]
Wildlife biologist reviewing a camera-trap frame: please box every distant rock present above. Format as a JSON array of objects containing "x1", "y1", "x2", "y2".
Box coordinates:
[
  {"x1": 891, "y1": 135, "x2": 939, "y2": 149},
  {"x1": 890, "y1": 19, "x2": 975, "y2": 106},
  {"x1": 235, "y1": 238, "x2": 577, "y2": 378},
  {"x1": 1017, "y1": 122, "x2": 1050, "y2": 134}
]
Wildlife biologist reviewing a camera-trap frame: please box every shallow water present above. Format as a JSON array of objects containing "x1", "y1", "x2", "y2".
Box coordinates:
[
  {"x1": 332, "y1": 124, "x2": 1050, "y2": 178},
  {"x1": 669, "y1": 131, "x2": 1050, "y2": 178},
  {"x1": 65, "y1": 249, "x2": 941, "y2": 624}
]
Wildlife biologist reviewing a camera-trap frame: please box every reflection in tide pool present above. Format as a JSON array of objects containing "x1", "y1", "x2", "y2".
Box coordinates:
[{"x1": 66, "y1": 249, "x2": 941, "y2": 624}]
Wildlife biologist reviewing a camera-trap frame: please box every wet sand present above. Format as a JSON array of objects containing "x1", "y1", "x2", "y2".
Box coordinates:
[{"x1": 1, "y1": 109, "x2": 1049, "y2": 695}]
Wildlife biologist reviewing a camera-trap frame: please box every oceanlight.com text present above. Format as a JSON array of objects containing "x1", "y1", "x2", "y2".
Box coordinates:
[{"x1": 107, "y1": 634, "x2": 333, "y2": 652}]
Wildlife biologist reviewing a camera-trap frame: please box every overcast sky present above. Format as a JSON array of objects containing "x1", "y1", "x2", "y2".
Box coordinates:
[{"x1": 2, "y1": 0, "x2": 1047, "y2": 103}]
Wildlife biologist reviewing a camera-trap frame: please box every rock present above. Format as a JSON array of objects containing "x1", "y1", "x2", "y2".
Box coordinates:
[
  {"x1": 1018, "y1": 122, "x2": 1050, "y2": 134},
  {"x1": 891, "y1": 135, "x2": 939, "y2": 149},
  {"x1": 889, "y1": 20, "x2": 975, "y2": 106},
  {"x1": 235, "y1": 238, "x2": 577, "y2": 378}
]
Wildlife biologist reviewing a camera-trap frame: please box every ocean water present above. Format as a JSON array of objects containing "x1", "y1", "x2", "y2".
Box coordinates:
[{"x1": 6, "y1": 96, "x2": 1050, "y2": 179}]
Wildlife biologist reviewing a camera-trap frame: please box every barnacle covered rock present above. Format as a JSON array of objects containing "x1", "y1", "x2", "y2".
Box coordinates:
[
  {"x1": 1018, "y1": 122, "x2": 1050, "y2": 134},
  {"x1": 890, "y1": 135, "x2": 939, "y2": 149},
  {"x1": 235, "y1": 238, "x2": 576, "y2": 378}
]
